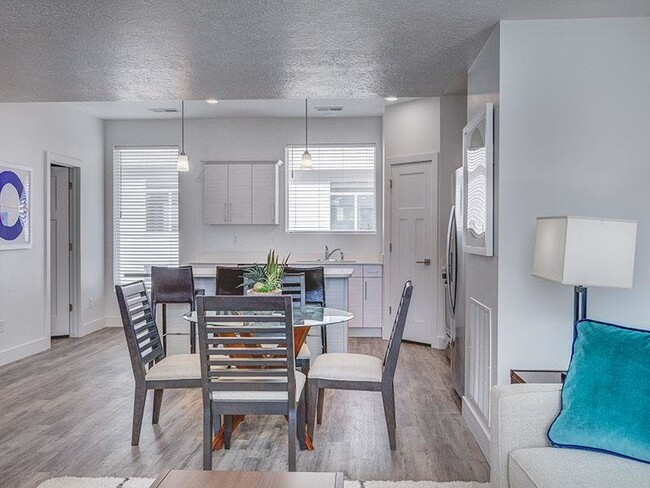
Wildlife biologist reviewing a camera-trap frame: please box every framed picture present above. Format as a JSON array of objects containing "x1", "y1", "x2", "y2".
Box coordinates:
[
  {"x1": 0, "y1": 162, "x2": 32, "y2": 250},
  {"x1": 462, "y1": 103, "x2": 494, "y2": 256}
]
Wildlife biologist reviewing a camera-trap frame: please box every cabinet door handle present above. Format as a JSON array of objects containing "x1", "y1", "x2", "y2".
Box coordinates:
[
  {"x1": 364, "y1": 280, "x2": 368, "y2": 300},
  {"x1": 229, "y1": 203, "x2": 232, "y2": 222},
  {"x1": 271, "y1": 202, "x2": 275, "y2": 223},
  {"x1": 223, "y1": 202, "x2": 228, "y2": 223},
  {"x1": 416, "y1": 258, "x2": 431, "y2": 266}
]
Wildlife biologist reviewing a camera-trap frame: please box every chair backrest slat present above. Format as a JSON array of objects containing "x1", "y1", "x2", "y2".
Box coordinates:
[
  {"x1": 197, "y1": 295, "x2": 296, "y2": 405},
  {"x1": 382, "y1": 281, "x2": 414, "y2": 383},
  {"x1": 115, "y1": 281, "x2": 166, "y2": 382},
  {"x1": 282, "y1": 273, "x2": 306, "y2": 307},
  {"x1": 215, "y1": 266, "x2": 245, "y2": 295}
]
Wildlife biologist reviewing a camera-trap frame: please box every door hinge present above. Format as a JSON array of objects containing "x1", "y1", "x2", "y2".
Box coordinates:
[
  {"x1": 389, "y1": 242, "x2": 392, "y2": 253},
  {"x1": 389, "y1": 179, "x2": 393, "y2": 190},
  {"x1": 69, "y1": 242, "x2": 73, "y2": 251},
  {"x1": 69, "y1": 304, "x2": 73, "y2": 312},
  {"x1": 389, "y1": 306, "x2": 392, "y2": 315},
  {"x1": 69, "y1": 181, "x2": 73, "y2": 191}
]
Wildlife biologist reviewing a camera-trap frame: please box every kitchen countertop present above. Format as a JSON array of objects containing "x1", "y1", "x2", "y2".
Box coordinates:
[{"x1": 189, "y1": 263, "x2": 357, "y2": 279}]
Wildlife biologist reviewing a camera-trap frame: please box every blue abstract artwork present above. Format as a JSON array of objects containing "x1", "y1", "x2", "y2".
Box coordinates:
[{"x1": 0, "y1": 163, "x2": 31, "y2": 250}]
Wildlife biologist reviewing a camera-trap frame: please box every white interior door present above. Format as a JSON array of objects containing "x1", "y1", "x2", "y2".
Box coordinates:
[
  {"x1": 390, "y1": 160, "x2": 437, "y2": 344},
  {"x1": 50, "y1": 165, "x2": 71, "y2": 337}
]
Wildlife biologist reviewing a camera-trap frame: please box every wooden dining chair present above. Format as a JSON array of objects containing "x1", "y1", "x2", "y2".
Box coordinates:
[
  {"x1": 115, "y1": 281, "x2": 203, "y2": 446},
  {"x1": 197, "y1": 295, "x2": 306, "y2": 471},
  {"x1": 306, "y1": 281, "x2": 413, "y2": 450},
  {"x1": 215, "y1": 266, "x2": 245, "y2": 295},
  {"x1": 151, "y1": 266, "x2": 203, "y2": 353}
]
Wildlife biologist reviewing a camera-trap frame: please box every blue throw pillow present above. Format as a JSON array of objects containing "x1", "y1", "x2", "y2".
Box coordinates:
[{"x1": 548, "y1": 319, "x2": 650, "y2": 463}]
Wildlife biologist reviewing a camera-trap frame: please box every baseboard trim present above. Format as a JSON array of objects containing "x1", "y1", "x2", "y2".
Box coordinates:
[
  {"x1": 77, "y1": 316, "x2": 108, "y2": 337},
  {"x1": 433, "y1": 334, "x2": 448, "y2": 350},
  {"x1": 0, "y1": 336, "x2": 50, "y2": 367},
  {"x1": 348, "y1": 327, "x2": 382, "y2": 338},
  {"x1": 462, "y1": 396, "x2": 491, "y2": 463}
]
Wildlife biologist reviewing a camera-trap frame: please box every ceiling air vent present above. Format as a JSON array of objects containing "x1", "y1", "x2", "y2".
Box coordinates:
[
  {"x1": 314, "y1": 106, "x2": 343, "y2": 112},
  {"x1": 148, "y1": 108, "x2": 179, "y2": 113}
]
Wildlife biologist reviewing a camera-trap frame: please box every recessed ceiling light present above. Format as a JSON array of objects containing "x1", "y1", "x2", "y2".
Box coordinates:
[
  {"x1": 384, "y1": 96, "x2": 399, "y2": 102},
  {"x1": 206, "y1": 99, "x2": 219, "y2": 104}
]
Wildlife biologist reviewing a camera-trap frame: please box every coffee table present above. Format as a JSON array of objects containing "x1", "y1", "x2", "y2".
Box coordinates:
[{"x1": 151, "y1": 470, "x2": 344, "y2": 488}]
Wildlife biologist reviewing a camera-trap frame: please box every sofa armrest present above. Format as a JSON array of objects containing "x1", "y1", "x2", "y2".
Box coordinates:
[{"x1": 490, "y1": 384, "x2": 562, "y2": 488}]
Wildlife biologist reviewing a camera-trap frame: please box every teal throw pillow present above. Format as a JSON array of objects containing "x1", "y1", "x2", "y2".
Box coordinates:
[{"x1": 548, "y1": 319, "x2": 650, "y2": 463}]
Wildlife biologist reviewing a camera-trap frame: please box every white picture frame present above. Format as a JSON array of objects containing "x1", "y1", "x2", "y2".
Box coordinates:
[
  {"x1": 0, "y1": 162, "x2": 32, "y2": 250},
  {"x1": 462, "y1": 103, "x2": 494, "y2": 256}
]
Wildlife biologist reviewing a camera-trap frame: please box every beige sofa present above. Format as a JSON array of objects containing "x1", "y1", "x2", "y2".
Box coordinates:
[{"x1": 490, "y1": 384, "x2": 650, "y2": 488}]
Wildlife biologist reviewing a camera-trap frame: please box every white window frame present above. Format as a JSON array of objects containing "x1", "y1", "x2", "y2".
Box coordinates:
[
  {"x1": 285, "y1": 143, "x2": 377, "y2": 234},
  {"x1": 113, "y1": 145, "x2": 179, "y2": 286}
]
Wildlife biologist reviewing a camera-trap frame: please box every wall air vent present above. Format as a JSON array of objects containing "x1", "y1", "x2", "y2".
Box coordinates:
[
  {"x1": 148, "y1": 108, "x2": 180, "y2": 113},
  {"x1": 314, "y1": 106, "x2": 343, "y2": 112}
]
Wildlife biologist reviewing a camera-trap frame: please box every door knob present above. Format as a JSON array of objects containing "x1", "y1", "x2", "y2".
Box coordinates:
[{"x1": 416, "y1": 259, "x2": 431, "y2": 266}]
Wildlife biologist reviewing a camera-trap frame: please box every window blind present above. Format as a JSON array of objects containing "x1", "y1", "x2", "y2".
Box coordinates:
[
  {"x1": 286, "y1": 144, "x2": 376, "y2": 233},
  {"x1": 113, "y1": 146, "x2": 179, "y2": 286}
]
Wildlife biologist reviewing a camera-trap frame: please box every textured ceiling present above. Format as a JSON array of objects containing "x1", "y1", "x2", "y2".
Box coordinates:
[{"x1": 1, "y1": 0, "x2": 649, "y2": 102}]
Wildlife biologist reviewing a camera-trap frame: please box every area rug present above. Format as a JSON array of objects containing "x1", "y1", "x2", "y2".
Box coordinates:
[{"x1": 38, "y1": 477, "x2": 488, "y2": 488}]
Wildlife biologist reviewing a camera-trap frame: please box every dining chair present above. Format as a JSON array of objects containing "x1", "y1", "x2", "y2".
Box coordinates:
[
  {"x1": 197, "y1": 295, "x2": 306, "y2": 471},
  {"x1": 215, "y1": 266, "x2": 245, "y2": 295},
  {"x1": 283, "y1": 266, "x2": 329, "y2": 354},
  {"x1": 306, "y1": 280, "x2": 413, "y2": 450},
  {"x1": 151, "y1": 266, "x2": 204, "y2": 353},
  {"x1": 282, "y1": 273, "x2": 310, "y2": 374},
  {"x1": 115, "y1": 281, "x2": 203, "y2": 446}
]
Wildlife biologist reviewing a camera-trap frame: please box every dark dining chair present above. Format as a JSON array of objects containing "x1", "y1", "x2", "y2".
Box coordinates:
[
  {"x1": 283, "y1": 266, "x2": 328, "y2": 352},
  {"x1": 215, "y1": 266, "x2": 245, "y2": 295},
  {"x1": 151, "y1": 266, "x2": 203, "y2": 353},
  {"x1": 115, "y1": 281, "x2": 202, "y2": 446},
  {"x1": 197, "y1": 295, "x2": 306, "y2": 471},
  {"x1": 282, "y1": 272, "x2": 306, "y2": 307},
  {"x1": 307, "y1": 281, "x2": 413, "y2": 450}
]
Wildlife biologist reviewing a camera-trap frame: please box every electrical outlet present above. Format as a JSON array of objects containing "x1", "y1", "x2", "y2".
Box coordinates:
[
  {"x1": 233, "y1": 234, "x2": 239, "y2": 244},
  {"x1": 0, "y1": 320, "x2": 5, "y2": 334}
]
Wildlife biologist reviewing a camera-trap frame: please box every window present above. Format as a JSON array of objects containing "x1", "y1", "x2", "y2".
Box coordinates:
[
  {"x1": 113, "y1": 146, "x2": 179, "y2": 285},
  {"x1": 286, "y1": 144, "x2": 376, "y2": 233}
]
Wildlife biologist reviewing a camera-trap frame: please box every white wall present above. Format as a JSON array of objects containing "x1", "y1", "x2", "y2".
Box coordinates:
[
  {"x1": 104, "y1": 116, "x2": 383, "y2": 319},
  {"x1": 0, "y1": 103, "x2": 105, "y2": 366},
  {"x1": 497, "y1": 17, "x2": 650, "y2": 383}
]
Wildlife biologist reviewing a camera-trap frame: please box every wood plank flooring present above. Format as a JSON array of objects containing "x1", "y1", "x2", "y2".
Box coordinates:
[{"x1": 0, "y1": 329, "x2": 489, "y2": 487}]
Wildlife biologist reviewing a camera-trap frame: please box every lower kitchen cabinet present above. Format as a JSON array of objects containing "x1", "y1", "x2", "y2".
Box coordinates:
[{"x1": 347, "y1": 265, "x2": 383, "y2": 336}]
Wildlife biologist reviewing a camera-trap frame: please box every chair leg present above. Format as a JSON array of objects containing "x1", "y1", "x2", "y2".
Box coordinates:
[
  {"x1": 382, "y1": 383, "x2": 397, "y2": 451},
  {"x1": 131, "y1": 386, "x2": 147, "y2": 446},
  {"x1": 307, "y1": 380, "x2": 318, "y2": 441},
  {"x1": 203, "y1": 406, "x2": 213, "y2": 470},
  {"x1": 190, "y1": 322, "x2": 197, "y2": 354},
  {"x1": 161, "y1": 304, "x2": 167, "y2": 353},
  {"x1": 297, "y1": 388, "x2": 307, "y2": 450},
  {"x1": 152, "y1": 389, "x2": 164, "y2": 424},
  {"x1": 317, "y1": 388, "x2": 325, "y2": 425},
  {"x1": 224, "y1": 415, "x2": 232, "y2": 450},
  {"x1": 288, "y1": 406, "x2": 297, "y2": 472}
]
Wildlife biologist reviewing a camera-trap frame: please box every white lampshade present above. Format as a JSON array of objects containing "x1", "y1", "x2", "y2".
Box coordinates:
[
  {"x1": 177, "y1": 153, "x2": 189, "y2": 172},
  {"x1": 301, "y1": 150, "x2": 312, "y2": 169},
  {"x1": 532, "y1": 216, "x2": 637, "y2": 288}
]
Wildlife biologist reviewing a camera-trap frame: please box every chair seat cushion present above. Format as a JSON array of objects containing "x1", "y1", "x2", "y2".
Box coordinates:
[
  {"x1": 509, "y1": 447, "x2": 650, "y2": 488},
  {"x1": 297, "y1": 343, "x2": 311, "y2": 360},
  {"x1": 210, "y1": 371, "x2": 306, "y2": 403},
  {"x1": 309, "y1": 353, "x2": 383, "y2": 382},
  {"x1": 145, "y1": 354, "x2": 201, "y2": 381}
]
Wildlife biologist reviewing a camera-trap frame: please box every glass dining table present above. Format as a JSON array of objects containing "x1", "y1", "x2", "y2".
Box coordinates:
[{"x1": 182, "y1": 305, "x2": 354, "y2": 451}]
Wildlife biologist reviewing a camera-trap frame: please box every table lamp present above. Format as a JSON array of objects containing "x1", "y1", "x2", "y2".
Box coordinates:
[{"x1": 532, "y1": 216, "x2": 637, "y2": 325}]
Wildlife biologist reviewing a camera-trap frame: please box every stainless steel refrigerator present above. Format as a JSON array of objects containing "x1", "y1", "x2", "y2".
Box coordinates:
[{"x1": 443, "y1": 167, "x2": 465, "y2": 397}]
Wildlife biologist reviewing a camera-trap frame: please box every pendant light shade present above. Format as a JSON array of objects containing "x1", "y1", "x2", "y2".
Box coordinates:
[
  {"x1": 301, "y1": 98, "x2": 313, "y2": 169},
  {"x1": 177, "y1": 100, "x2": 190, "y2": 172}
]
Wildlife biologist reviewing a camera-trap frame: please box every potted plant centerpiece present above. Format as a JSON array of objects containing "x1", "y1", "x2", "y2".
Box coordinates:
[{"x1": 242, "y1": 250, "x2": 290, "y2": 295}]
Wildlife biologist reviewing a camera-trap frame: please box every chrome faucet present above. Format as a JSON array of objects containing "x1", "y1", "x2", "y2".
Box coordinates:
[{"x1": 325, "y1": 245, "x2": 344, "y2": 261}]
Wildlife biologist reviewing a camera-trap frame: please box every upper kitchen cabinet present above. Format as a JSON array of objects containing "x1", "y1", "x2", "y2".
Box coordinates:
[{"x1": 203, "y1": 161, "x2": 280, "y2": 225}]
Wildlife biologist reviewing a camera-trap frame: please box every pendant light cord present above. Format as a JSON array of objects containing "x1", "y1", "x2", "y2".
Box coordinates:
[
  {"x1": 181, "y1": 100, "x2": 185, "y2": 153},
  {"x1": 305, "y1": 98, "x2": 308, "y2": 151}
]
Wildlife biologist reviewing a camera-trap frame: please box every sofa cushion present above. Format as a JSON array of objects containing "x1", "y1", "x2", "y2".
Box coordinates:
[
  {"x1": 509, "y1": 447, "x2": 650, "y2": 488},
  {"x1": 548, "y1": 320, "x2": 650, "y2": 463}
]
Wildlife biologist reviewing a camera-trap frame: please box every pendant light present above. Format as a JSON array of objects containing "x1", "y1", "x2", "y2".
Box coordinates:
[
  {"x1": 301, "y1": 99, "x2": 312, "y2": 169},
  {"x1": 177, "y1": 100, "x2": 190, "y2": 172}
]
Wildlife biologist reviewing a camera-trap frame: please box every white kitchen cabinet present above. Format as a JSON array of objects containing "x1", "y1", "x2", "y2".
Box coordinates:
[
  {"x1": 345, "y1": 264, "x2": 383, "y2": 334},
  {"x1": 251, "y1": 163, "x2": 278, "y2": 224},
  {"x1": 227, "y1": 164, "x2": 252, "y2": 224},
  {"x1": 203, "y1": 164, "x2": 229, "y2": 224},
  {"x1": 363, "y1": 277, "x2": 383, "y2": 327},
  {"x1": 203, "y1": 161, "x2": 279, "y2": 225},
  {"x1": 347, "y1": 277, "x2": 364, "y2": 328}
]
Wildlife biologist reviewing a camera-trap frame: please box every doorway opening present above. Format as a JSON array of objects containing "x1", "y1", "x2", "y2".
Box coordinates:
[{"x1": 47, "y1": 153, "x2": 81, "y2": 338}]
